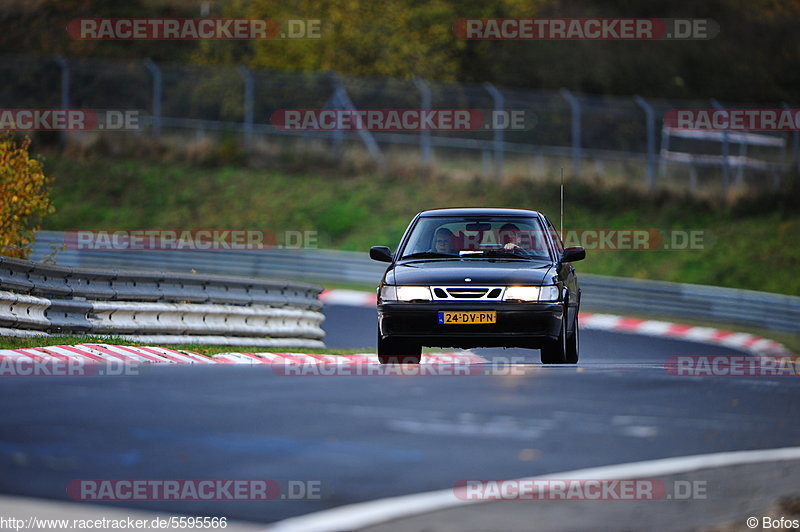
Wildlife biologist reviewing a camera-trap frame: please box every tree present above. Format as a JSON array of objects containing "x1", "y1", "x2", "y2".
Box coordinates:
[
  {"x1": 0, "y1": 133, "x2": 55, "y2": 258},
  {"x1": 192, "y1": 0, "x2": 531, "y2": 80}
]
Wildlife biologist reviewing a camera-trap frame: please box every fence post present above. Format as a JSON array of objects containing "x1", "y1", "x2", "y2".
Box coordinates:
[
  {"x1": 710, "y1": 99, "x2": 730, "y2": 194},
  {"x1": 320, "y1": 84, "x2": 343, "y2": 161},
  {"x1": 560, "y1": 89, "x2": 581, "y2": 177},
  {"x1": 482, "y1": 148, "x2": 491, "y2": 177},
  {"x1": 143, "y1": 59, "x2": 162, "y2": 138},
  {"x1": 329, "y1": 72, "x2": 385, "y2": 173},
  {"x1": 414, "y1": 78, "x2": 432, "y2": 168},
  {"x1": 52, "y1": 56, "x2": 70, "y2": 144},
  {"x1": 53, "y1": 55, "x2": 69, "y2": 110},
  {"x1": 659, "y1": 121, "x2": 670, "y2": 179},
  {"x1": 634, "y1": 95, "x2": 656, "y2": 191},
  {"x1": 238, "y1": 66, "x2": 254, "y2": 150},
  {"x1": 484, "y1": 83, "x2": 504, "y2": 182},
  {"x1": 783, "y1": 102, "x2": 799, "y2": 174}
]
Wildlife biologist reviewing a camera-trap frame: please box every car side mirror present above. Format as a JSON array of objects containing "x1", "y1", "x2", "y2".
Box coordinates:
[
  {"x1": 561, "y1": 246, "x2": 586, "y2": 263},
  {"x1": 370, "y1": 246, "x2": 394, "y2": 263}
]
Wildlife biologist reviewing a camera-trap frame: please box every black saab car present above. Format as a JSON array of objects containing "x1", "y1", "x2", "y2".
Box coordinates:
[{"x1": 370, "y1": 208, "x2": 586, "y2": 365}]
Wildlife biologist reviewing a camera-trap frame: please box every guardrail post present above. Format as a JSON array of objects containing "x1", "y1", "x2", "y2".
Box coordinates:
[
  {"x1": 634, "y1": 95, "x2": 656, "y2": 192},
  {"x1": 710, "y1": 99, "x2": 730, "y2": 194},
  {"x1": 144, "y1": 59, "x2": 162, "y2": 138},
  {"x1": 414, "y1": 77, "x2": 432, "y2": 168},
  {"x1": 484, "y1": 83, "x2": 504, "y2": 182},
  {"x1": 560, "y1": 89, "x2": 581, "y2": 177},
  {"x1": 238, "y1": 66, "x2": 254, "y2": 151}
]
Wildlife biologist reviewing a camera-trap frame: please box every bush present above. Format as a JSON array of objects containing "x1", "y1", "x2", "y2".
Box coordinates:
[{"x1": 0, "y1": 133, "x2": 55, "y2": 258}]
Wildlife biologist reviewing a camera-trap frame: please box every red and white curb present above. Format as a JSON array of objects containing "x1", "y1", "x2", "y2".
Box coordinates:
[
  {"x1": 320, "y1": 289, "x2": 792, "y2": 357},
  {"x1": 211, "y1": 351, "x2": 486, "y2": 365},
  {"x1": 320, "y1": 289, "x2": 378, "y2": 307},
  {"x1": 579, "y1": 313, "x2": 791, "y2": 357},
  {"x1": 0, "y1": 344, "x2": 487, "y2": 366},
  {"x1": 0, "y1": 344, "x2": 213, "y2": 365}
]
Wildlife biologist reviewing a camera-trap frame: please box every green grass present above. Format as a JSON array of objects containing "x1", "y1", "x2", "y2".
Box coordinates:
[
  {"x1": 0, "y1": 335, "x2": 364, "y2": 356},
  {"x1": 36, "y1": 153, "x2": 800, "y2": 297}
]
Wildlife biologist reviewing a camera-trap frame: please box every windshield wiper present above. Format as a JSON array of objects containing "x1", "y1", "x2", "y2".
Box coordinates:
[{"x1": 401, "y1": 251, "x2": 459, "y2": 260}]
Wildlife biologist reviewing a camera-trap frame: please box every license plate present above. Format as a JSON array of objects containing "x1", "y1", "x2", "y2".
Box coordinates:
[{"x1": 438, "y1": 311, "x2": 497, "y2": 325}]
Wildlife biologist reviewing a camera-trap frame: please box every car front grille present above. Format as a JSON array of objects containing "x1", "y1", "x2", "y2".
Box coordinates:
[{"x1": 431, "y1": 286, "x2": 504, "y2": 300}]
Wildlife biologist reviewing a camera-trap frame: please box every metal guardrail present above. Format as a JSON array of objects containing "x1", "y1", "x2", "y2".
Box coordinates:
[
  {"x1": 30, "y1": 232, "x2": 800, "y2": 334},
  {"x1": 31, "y1": 231, "x2": 386, "y2": 285},
  {"x1": 580, "y1": 275, "x2": 799, "y2": 334},
  {"x1": 0, "y1": 252, "x2": 326, "y2": 348}
]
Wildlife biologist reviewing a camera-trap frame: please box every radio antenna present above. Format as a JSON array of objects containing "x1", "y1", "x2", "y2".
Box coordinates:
[{"x1": 560, "y1": 167, "x2": 564, "y2": 241}]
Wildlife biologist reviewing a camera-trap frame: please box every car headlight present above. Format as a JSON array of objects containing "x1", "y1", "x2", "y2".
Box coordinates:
[
  {"x1": 380, "y1": 285, "x2": 432, "y2": 302},
  {"x1": 503, "y1": 286, "x2": 540, "y2": 302},
  {"x1": 537, "y1": 285, "x2": 560, "y2": 302},
  {"x1": 503, "y1": 285, "x2": 560, "y2": 302}
]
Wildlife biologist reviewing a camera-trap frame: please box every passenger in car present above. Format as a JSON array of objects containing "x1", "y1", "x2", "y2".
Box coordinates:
[{"x1": 432, "y1": 228, "x2": 457, "y2": 254}]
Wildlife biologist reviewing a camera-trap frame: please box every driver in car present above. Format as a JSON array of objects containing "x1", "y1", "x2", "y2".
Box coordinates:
[{"x1": 499, "y1": 223, "x2": 524, "y2": 250}]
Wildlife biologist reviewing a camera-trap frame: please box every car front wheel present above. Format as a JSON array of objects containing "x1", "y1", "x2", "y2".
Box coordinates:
[
  {"x1": 540, "y1": 307, "x2": 576, "y2": 364},
  {"x1": 377, "y1": 334, "x2": 422, "y2": 364},
  {"x1": 565, "y1": 313, "x2": 579, "y2": 364}
]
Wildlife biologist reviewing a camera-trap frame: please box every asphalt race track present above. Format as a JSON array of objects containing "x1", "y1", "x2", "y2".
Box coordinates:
[{"x1": 0, "y1": 303, "x2": 798, "y2": 525}]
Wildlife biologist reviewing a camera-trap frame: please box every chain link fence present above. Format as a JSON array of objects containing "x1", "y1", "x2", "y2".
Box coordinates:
[{"x1": 1, "y1": 54, "x2": 797, "y2": 192}]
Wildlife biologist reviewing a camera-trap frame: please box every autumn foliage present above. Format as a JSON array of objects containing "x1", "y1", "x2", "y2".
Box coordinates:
[{"x1": 0, "y1": 133, "x2": 55, "y2": 258}]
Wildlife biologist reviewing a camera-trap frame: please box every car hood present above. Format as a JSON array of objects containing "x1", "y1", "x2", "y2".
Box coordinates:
[{"x1": 387, "y1": 260, "x2": 554, "y2": 286}]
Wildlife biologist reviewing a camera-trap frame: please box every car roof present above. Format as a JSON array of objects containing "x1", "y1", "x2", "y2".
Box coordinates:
[{"x1": 417, "y1": 208, "x2": 543, "y2": 217}]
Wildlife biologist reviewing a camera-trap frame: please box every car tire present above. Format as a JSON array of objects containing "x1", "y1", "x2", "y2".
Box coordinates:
[
  {"x1": 565, "y1": 313, "x2": 579, "y2": 364},
  {"x1": 540, "y1": 308, "x2": 568, "y2": 364},
  {"x1": 378, "y1": 334, "x2": 421, "y2": 364}
]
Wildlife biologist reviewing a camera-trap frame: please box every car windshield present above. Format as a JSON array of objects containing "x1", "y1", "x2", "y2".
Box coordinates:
[{"x1": 399, "y1": 216, "x2": 552, "y2": 261}]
